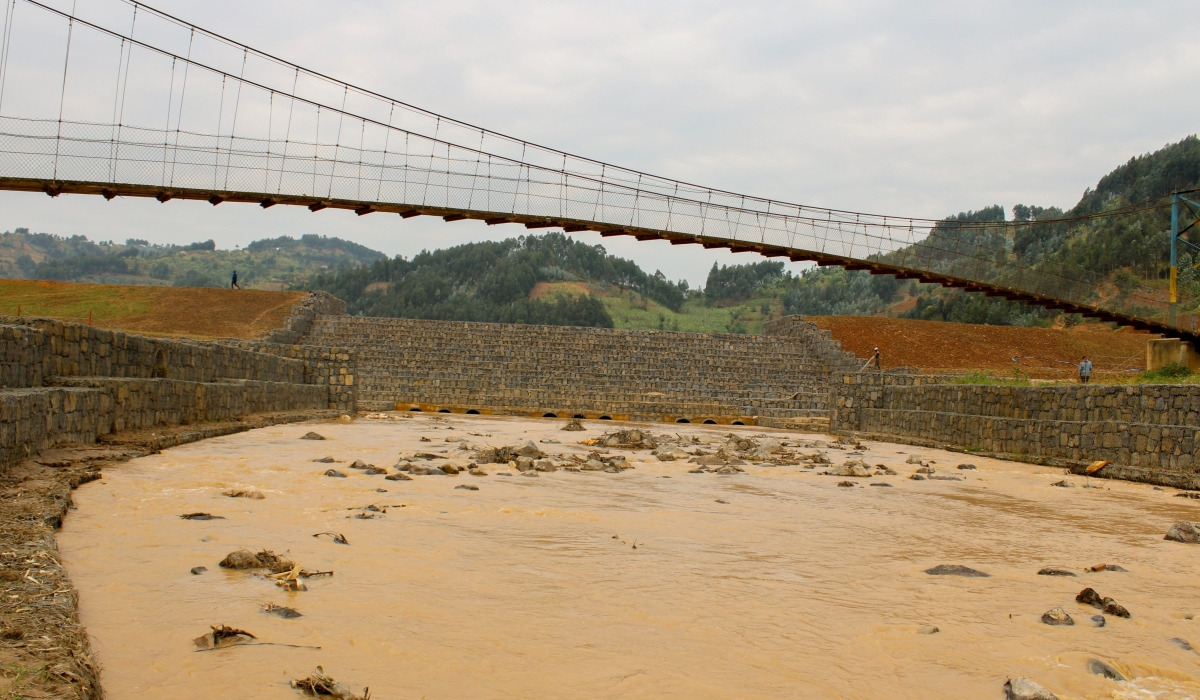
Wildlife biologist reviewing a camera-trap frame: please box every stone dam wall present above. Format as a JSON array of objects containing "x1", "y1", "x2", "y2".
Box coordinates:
[
  {"x1": 298, "y1": 314, "x2": 860, "y2": 426},
  {"x1": 832, "y1": 372, "x2": 1200, "y2": 489},
  {"x1": 0, "y1": 315, "x2": 356, "y2": 471}
]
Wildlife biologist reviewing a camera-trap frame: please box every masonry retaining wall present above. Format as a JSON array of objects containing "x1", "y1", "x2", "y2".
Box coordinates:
[
  {"x1": 831, "y1": 372, "x2": 1200, "y2": 489},
  {"x1": 0, "y1": 309, "x2": 356, "y2": 472},
  {"x1": 298, "y1": 314, "x2": 858, "y2": 424}
]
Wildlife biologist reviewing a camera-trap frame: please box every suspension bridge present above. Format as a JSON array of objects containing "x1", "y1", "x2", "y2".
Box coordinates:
[{"x1": 0, "y1": 0, "x2": 1193, "y2": 340}]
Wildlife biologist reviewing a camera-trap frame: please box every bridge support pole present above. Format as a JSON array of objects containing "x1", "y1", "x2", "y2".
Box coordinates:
[{"x1": 1171, "y1": 193, "x2": 1179, "y2": 327}]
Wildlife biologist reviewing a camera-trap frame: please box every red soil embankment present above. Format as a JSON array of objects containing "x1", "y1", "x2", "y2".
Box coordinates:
[{"x1": 808, "y1": 316, "x2": 1153, "y2": 378}]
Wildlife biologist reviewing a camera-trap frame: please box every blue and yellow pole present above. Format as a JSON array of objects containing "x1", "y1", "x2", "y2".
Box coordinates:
[{"x1": 1171, "y1": 193, "x2": 1179, "y2": 326}]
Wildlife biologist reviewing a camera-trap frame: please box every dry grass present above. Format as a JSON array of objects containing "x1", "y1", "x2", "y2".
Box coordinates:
[{"x1": 0, "y1": 279, "x2": 304, "y2": 339}]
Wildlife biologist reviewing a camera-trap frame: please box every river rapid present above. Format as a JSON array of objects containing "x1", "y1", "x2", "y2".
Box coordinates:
[{"x1": 58, "y1": 414, "x2": 1200, "y2": 699}]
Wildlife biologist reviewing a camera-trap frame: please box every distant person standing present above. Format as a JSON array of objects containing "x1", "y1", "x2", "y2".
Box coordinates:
[
  {"x1": 231, "y1": 270, "x2": 241, "y2": 289},
  {"x1": 1079, "y1": 356, "x2": 1092, "y2": 384}
]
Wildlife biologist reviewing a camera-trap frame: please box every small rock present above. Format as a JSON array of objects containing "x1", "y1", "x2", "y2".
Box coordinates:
[
  {"x1": 522, "y1": 471, "x2": 540, "y2": 477},
  {"x1": 1087, "y1": 659, "x2": 1125, "y2": 681},
  {"x1": 1090, "y1": 615, "x2": 1106, "y2": 627},
  {"x1": 688, "y1": 467, "x2": 709, "y2": 473},
  {"x1": 917, "y1": 625, "x2": 939, "y2": 634},
  {"x1": 837, "y1": 481, "x2": 856, "y2": 487},
  {"x1": 925, "y1": 564, "x2": 989, "y2": 577},
  {"x1": 455, "y1": 484, "x2": 479, "y2": 491},
  {"x1": 869, "y1": 483, "x2": 893, "y2": 488},
  {"x1": 909, "y1": 474, "x2": 925, "y2": 481},
  {"x1": 515, "y1": 457, "x2": 535, "y2": 472},
  {"x1": 1050, "y1": 480, "x2": 1071, "y2": 487},
  {"x1": 497, "y1": 472, "x2": 512, "y2": 476},
  {"x1": 915, "y1": 466, "x2": 935, "y2": 474},
  {"x1": 348, "y1": 459, "x2": 369, "y2": 469},
  {"x1": 1165, "y1": 521, "x2": 1200, "y2": 543},
  {"x1": 324, "y1": 470, "x2": 347, "y2": 478},
  {"x1": 262, "y1": 603, "x2": 302, "y2": 619},
  {"x1": 1175, "y1": 492, "x2": 1200, "y2": 499},
  {"x1": 190, "y1": 566, "x2": 207, "y2": 575},
  {"x1": 385, "y1": 472, "x2": 413, "y2": 481},
  {"x1": 469, "y1": 468, "x2": 488, "y2": 476},
  {"x1": 956, "y1": 463, "x2": 977, "y2": 470},
  {"x1": 1037, "y1": 567, "x2": 1076, "y2": 577},
  {"x1": 180, "y1": 512, "x2": 224, "y2": 520},
  {"x1": 222, "y1": 489, "x2": 265, "y2": 499},
  {"x1": 362, "y1": 467, "x2": 387, "y2": 475},
  {"x1": 300, "y1": 432, "x2": 326, "y2": 440},
  {"x1": 1076, "y1": 587, "x2": 1104, "y2": 608},
  {"x1": 1169, "y1": 637, "x2": 1195, "y2": 651},
  {"x1": 375, "y1": 488, "x2": 387, "y2": 493},
  {"x1": 1102, "y1": 598, "x2": 1131, "y2": 618},
  {"x1": 905, "y1": 455, "x2": 925, "y2": 464},
  {"x1": 313, "y1": 456, "x2": 337, "y2": 463},
  {"x1": 1004, "y1": 677, "x2": 1060, "y2": 700},
  {"x1": 409, "y1": 465, "x2": 446, "y2": 476},
  {"x1": 535, "y1": 459, "x2": 557, "y2": 472},
  {"x1": 441, "y1": 464, "x2": 461, "y2": 475},
  {"x1": 1041, "y1": 607, "x2": 1075, "y2": 626}
]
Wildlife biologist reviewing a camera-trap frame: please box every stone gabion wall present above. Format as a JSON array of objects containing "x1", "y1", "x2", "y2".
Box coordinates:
[
  {"x1": 226, "y1": 341, "x2": 357, "y2": 413},
  {"x1": 260, "y1": 291, "x2": 348, "y2": 345},
  {"x1": 831, "y1": 372, "x2": 1200, "y2": 488},
  {"x1": 0, "y1": 317, "x2": 309, "y2": 387},
  {"x1": 0, "y1": 314, "x2": 355, "y2": 472},
  {"x1": 300, "y1": 315, "x2": 859, "y2": 420}
]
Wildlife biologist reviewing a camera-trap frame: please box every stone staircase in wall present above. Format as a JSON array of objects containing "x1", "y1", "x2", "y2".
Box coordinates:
[{"x1": 299, "y1": 315, "x2": 861, "y2": 429}]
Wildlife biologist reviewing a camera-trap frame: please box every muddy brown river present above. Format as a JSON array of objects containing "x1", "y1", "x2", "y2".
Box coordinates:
[{"x1": 59, "y1": 414, "x2": 1200, "y2": 699}]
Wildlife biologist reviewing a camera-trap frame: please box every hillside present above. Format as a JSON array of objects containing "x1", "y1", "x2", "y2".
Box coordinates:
[
  {"x1": 0, "y1": 279, "x2": 304, "y2": 338},
  {"x1": 811, "y1": 316, "x2": 1152, "y2": 379},
  {"x1": 0, "y1": 230, "x2": 384, "y2": 290}
]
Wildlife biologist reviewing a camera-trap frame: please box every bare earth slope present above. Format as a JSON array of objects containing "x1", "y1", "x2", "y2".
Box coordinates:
[
  {"x1": 0, "y1": 279, "x2": 304, "y2": 339},
  {"x1": 810, "y1": 316, "x2": 1154, "y2": 377}
]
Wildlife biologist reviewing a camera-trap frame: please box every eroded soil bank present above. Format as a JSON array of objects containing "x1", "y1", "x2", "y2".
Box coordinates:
[{"x1": 58, "y1": 414, "x2": 1200, "y2": 699}]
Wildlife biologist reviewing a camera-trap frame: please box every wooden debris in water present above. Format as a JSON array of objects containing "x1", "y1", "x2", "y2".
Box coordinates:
[
  {"x1": 313, "y1": 531, "x2": 349, "y2": 545},
  {"x1": 291, "y1": 666, "x2": 371, "y2": 699},
  {"x1": 222, "y1": 489, "x2": 265, "y2": 499},
  {"x1": 193, "y1": 624, "x2": 257, "y2": 650}
]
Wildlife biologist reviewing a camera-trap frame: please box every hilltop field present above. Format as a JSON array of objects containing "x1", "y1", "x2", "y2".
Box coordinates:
[{"x1": 0, "y1": 279, "x2": 303, "y2": 339}]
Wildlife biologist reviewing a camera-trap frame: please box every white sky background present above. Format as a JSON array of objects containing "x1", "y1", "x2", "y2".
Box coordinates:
[{"x1": 1, "y1": 0, "x2": 1198, "y2": 287}]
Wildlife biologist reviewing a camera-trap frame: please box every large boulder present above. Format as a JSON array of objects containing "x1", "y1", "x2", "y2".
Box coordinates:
[
  {"x1": 515, "y1": 441, "x2": 545, "y2": 458},
  {"x1": 1005, "y1": 678, "x2": 1059, "y2": 700},
  {"x1": 1165, "y1": 521, "x2": 1200, "y2": 543},
  {"x1": 1041, "y1": 607, "x2": 1074, "y2": 626},
  {"x1": 827, "y1": 460, "x2": 872, "y2": 477}
]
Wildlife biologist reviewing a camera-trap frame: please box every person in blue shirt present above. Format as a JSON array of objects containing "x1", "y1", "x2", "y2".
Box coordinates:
[
  {"x1": 231, "y1": 270, "x2": 241, "y2": 289},
  {"x1": 1079, "y1": 356, "x2": 1092, "y2": 384}
]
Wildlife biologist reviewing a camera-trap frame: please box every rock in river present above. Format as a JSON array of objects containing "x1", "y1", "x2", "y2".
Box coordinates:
[
  {"x1": 385, "y1": 472, "x2": 413, "y2": 481},
  {"x1": 1041, "y1": 607, "x2": 1074, "y2": 626},
  {"x1": 300, "y1": 432, "x2": 326, "y2": 440},
  {"x1": 925, "y1": 564, "x2": 989, "y2": 577},
  {"x1": 1165, "y1": 521, "x2": 1200, "y2": 543},
  {"x1": 1087, "y1": 659, "x2": 1125, "y2": 681},
  {"x1": 1004, "y1": 677, "x2": 1059, "y2": 700},
  {"x1": 1037, "y1": 567, "x2": 1076, "y2": 577},
  {"x1": 324, "y1": 470, "x2": 347, "y2": 478}
]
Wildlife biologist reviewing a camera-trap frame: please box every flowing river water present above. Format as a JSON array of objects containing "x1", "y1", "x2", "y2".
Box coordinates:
[{"x1": 58, "y1": 414, "x2": 1200, "y2": 699}]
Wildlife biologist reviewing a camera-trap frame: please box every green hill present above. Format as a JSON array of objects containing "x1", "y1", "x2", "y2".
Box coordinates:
[{"x1": 0, "y1": 230, "x2": 384, "y2": 290}]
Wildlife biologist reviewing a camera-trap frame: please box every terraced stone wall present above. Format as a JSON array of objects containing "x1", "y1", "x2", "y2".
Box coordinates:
[
  {"x1": 832, "y1": 372, "x2": 1200, "y2": 489},
  {"x1": 0, "y1": 316, "x2": 354, "y2": 471},
  {"x1": 299, "y1": 314, "x2": 859, "y2": 426}
]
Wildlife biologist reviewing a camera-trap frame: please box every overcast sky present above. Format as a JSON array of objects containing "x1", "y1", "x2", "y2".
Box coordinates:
[{"x1": 2, "y1": 0, "x2": 1198, "y2": 286}]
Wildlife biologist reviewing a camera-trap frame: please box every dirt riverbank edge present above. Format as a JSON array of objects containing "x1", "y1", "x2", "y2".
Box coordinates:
[{"x1": 0, "y1": 409, "x2": 341, "y2": 700}]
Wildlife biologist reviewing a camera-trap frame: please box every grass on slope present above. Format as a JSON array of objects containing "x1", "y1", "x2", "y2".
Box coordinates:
[
  {"x1": 532, "y1": 281, "x2": 779, "y2": 333},
  {"x1": 0, "y1": 279, "x2": 304, "y2": 339}
]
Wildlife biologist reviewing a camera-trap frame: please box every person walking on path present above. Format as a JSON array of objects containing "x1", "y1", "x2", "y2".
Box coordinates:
[
  {"x1": 1079, "y1": 356, "x2": 1092, "y2": 384},
  {"x1": 231, "y1": 270, "x2": 241, "y2": 289}
]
